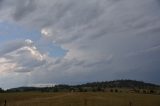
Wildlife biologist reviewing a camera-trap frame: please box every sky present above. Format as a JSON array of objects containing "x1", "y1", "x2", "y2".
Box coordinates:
[{"x1": 0, "y1": 0, "x2": 160, "y2": 89}]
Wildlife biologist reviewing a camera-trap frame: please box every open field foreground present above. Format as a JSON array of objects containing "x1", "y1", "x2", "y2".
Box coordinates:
[{"x1": 0, "y1": 92, "x2": 160, "y2": 106}]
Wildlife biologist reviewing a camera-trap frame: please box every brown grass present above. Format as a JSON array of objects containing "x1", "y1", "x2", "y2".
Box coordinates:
[{"x1": 0, "y1": 92, "x2": 160, "y2": 106}]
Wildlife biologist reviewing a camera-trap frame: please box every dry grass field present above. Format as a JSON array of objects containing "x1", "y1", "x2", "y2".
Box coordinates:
[{"x1": 0, "y1": 92, "x2": 160, "y2": 106}]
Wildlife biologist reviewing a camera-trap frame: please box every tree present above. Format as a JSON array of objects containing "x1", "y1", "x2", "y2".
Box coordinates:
[
  {"x1": 110, "y1": 89, "x2": 113, "y2": 92},
  {"x1": 0, "y1": 88, "x2": 4, "y2": 93},
  {"x1": 115, "y1": 89, "x2": 118, "y2": 93},
  {"x1": 143, "y1": 90, "x2": 146, "y2": 94},
  {"x1": 92, "y1": 88, "x2": 96, "y2": 92},
  {"x1": 53, "y1": 87, "x2": 58, "y2": 92},
  {"x1": 78, "y1": 87, "x2": 84, "y2": 92},
  {"x1": 97, "y1": 86, "x2": 102, "y2": 91},
  {"x1": 150, "y1": 90, "x2": 155, "y2": 94}
]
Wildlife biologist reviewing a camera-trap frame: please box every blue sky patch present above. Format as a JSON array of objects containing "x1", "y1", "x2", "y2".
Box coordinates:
[{"x1": 0, "y1": 21, "x2": 66, "y2": 57}]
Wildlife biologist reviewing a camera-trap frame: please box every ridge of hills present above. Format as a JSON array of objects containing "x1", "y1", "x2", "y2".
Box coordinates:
[{"x1": 1, "y1": 80, "x2": 159, "y2": 93}]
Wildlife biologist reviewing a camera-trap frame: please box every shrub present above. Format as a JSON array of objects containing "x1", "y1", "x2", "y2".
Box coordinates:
[
  {"x1": 110, "y1": 89, "x2": 113, "y2": 92},
  {"x1": 143, "y1": 90, "x2": 146, "y2": 94},
  {"x1": 150, "y1": 90, "x2": 154, "y2": 94},
  {"x1": 115, "y1": 89, "x2": 118, "y2": 93}
]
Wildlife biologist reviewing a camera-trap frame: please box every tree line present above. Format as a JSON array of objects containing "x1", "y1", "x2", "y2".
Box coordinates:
[{"x1": 1, "y1": 80, "x2": 159, "y2": 94}]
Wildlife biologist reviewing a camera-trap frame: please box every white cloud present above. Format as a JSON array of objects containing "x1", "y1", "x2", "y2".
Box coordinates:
[
  {"x1": 25, "y1": 39, "x2": 33, "y2": 45},
  {"x1": 0, "y1": 0, "x2": 160, "y2": 88},
  {"x1": 0, "y1": 58, "x2": 17, "y2": 73},
  {"x1": 41, "y1": 29, "x2": 49, "y2": 37},
  {"x1": 0, "y1": 39, "x2": 47, "y2": 73}
]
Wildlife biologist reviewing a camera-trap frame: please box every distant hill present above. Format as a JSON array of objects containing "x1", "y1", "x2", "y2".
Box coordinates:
[
  {"x1": 6, "y1": 80, "x2": 160, "y2": 93},
  {"x1": 79, "y1": 80, "x2": 159, "y2": 88}
]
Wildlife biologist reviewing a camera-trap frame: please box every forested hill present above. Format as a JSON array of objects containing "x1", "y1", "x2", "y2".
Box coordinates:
[
  {"x1": 2, "y1": 80, "x2": 160, "y2": 93},
  {"x1": 79, "y1": 80, "x2": 159, "y2": 88}
]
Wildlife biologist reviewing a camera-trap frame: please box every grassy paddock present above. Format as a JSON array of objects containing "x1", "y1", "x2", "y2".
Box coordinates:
[{"x1": 0, "y1": 92, "x2": 160, "y2": 106}]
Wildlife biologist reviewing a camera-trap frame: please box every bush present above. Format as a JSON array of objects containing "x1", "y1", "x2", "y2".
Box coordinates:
[
  {"x1": 0, "y1": 88, "x2": 4, "y2": 93},
  {"x1": 150, "y1": 90, "x2": 154, "y2": 94},
  {"x1": 115, "y1": 89, "x2": 118, "y2": 93},
  {"x1": 143, "y1": 90, "x2": 146, "y2": 94},
  {"x1": 92, "y1": 88, "x2": 96, "y2": 92},
  {"x1": 110, "y1": 89, "x2": 113, "y2": 92},
  {"x1": 97, "y1": 86, "x2": 101, "y2": 91},
  {"x1": 78, "y1": 87, "x2": 84, "y2": 92}
]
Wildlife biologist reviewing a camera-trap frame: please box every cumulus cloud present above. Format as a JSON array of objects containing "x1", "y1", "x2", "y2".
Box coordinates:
[
  {"x1": 0, "y1": 39, "x2": 47, "y2": 73},
  {"x1": 41, "y1": 29, "x2": 49, "y2": 37},
  {"x1": 0, "y1": 0, "x2": 160, "y2": 88}
]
